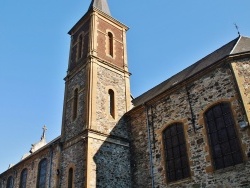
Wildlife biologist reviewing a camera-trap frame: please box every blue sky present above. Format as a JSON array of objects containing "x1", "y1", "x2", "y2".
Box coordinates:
[{"x1": 0, "y1": 0, "x2": 249, "y2": 173}]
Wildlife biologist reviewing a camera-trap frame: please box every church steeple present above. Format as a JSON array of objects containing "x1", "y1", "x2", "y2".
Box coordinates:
[
  {"x1": 89, "y1": 0, "x2": 111, "y2": 16},
  {"x1": 60, "y1": 2, "x2": 131, "y2": 186}
]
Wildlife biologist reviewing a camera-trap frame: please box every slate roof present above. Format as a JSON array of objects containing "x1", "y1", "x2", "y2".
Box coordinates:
[
  {"x1": 89, "y1": 0, "x2": 111, "y2": 16},
  {"x1": 132, "y1": 36, "x2": 250, "y2": 107}
]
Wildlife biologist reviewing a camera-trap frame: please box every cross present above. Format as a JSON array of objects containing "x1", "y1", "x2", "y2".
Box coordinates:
[
  {"x1": 234, "y1": 23, "x2": 241, "y2": 36},
  {"x1": 41, "y1": 125, "x2": 47, "y2": 140}
]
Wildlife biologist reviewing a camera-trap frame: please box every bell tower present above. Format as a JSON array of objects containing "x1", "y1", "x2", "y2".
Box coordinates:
[{"x1": 60, "y1": 0, "x2": 132, "y2": 187}]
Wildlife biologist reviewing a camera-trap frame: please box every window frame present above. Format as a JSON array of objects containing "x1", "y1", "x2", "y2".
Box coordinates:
[
  {"x1": 72, "y1": 88, "x2": 79, "y2": 121},
  {"x1": 204, "y1": 102, "x2": 243, "y2": 170},
  {"x1": 107, "y1": 32, "x2": 114, "y2": 57},
  {"x1": 36, "y1": 158, "x2": 47, "y2": 188},
  {"x1": 19, "y1": 168, "x2": 28, "y2": 188},
  {"x1": 6, "y1": 176, "x2": 14, "y2": 188},
  {"x1": 67, "y1": 168, "x2": 74, "y2": 188},
  {"x1": 77, "y1": 34, "x2": 83, "y2": 60},
  {"x1": 162, "y1": 122, "x2": 190, "y2": 183},
  {"x1": 108, "y1": 89, "x2": 115, "y2": 118}
]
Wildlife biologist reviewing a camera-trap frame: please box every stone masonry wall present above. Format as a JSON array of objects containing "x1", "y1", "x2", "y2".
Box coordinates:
[
  {"x1": 60, "y1": 140, "x2": 86, "y2": 188},
  {"x1": 64, "y1": 67, "x2": 88, "y2": 141},
  {"x1": 0, "y1": 142, "x2": 60, "y2": 188},
  {"x1": 129, "y1": 111, "x2": 152, "y2": 188},
  {"x1": 235, "y1": 59, "x2": 250, "y2": 96},
  {"x1": 94, "y1": 65, "x2": 129, "y2": 138},
  {"x1": 129, "y1": 63, "x2": 250, "y2": 187},
  {"x1": 89, "y1": 137, "x2": 131, "y2": 188},
  {"x1": 231, "y1": 58, "x2": 250, "y2": 124}
]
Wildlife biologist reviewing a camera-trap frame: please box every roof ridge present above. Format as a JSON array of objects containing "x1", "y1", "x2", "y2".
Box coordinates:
[
  {"x1": 132, "y1": 37, "x2": 240, "y2": 106},
  {"x1": 230, "y1": 35, "x2": 250, "y2": 55},
  {"x1": 230, "y1": 36, "x2": 241, "y2": 54}
]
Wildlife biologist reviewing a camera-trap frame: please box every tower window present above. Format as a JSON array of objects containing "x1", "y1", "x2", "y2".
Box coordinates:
[
  {"x1": 6, "y1": 176, "x2": 14, "y2": 188},
  {"x1": 163, "y1": 123, "x2": 190, "y2": 182},
  {"x1": 20, "y1": 168, "x2": 28, "y2": 188},
  {"x1": 77, "y1": 34, "x2": 83, "y2": 60},
  {"x1": 68, "y1": 168, "x2": 73, "y2": 188},
  {"x1": 108, "y1": 89, "x2": 115, "y2": 118},
  {"x1": 72, "y1": 88, "x2": 79, "y2": 120},
  {"x1": 205, "y1": 102, "x2": 243, "y2": 170},
  {"x1": 107, "y1": 32, "x2": 113, "y2": 57},
  {"x1": 37, "y1": 158, "x2": 47, "y2": 188}
]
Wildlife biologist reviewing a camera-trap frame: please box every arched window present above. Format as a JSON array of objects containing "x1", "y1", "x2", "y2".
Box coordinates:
[
  {"x1": 37, "y1": 158, "x2": 47, "y2": 188},
  {"x1": 68, "y1": 168, "x2": 73, "y2": 188},
  {"x1": 77, "y1": 34, "x2": 83, "y2": 60},
  {"x1": 6, "y1": 176, "x2": 14, "y2": 188},
  {"x1": 107, "y1": 32, "x2": 113, "y2": 57},
  {"x1": 205, "y1": 102, "x2": 243, "y2": 170},
  {"x1": 108, "y1": 89, "x2": 115, "y2": 118},
  {"x1": 19, "y1": 169, "x2": 28, "y2": 188},
  {"x1": 72, "y1": 88, "x2": 79, "y2": 120},
  {"x1": 163, "y1": 123, "x2": 190, "y2": 182}
]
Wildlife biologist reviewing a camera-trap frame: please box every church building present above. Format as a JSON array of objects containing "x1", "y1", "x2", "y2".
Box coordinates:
[{"x1": 1, "y1": 0, "x2": 250, "y2": 187}]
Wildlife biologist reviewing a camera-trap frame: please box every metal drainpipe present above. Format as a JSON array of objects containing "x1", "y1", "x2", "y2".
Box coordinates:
[
  {"x1": 49, "y1": 145, "x2": 54, "y2": 188},
  {"x1": 145, "y1": 104, "x2": 155, "y2": 188}
]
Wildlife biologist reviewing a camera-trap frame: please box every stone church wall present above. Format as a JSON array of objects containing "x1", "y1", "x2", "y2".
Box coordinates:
[
  {"x1": 129, "y1": 61, "x2": 250, "y2": 187},
  {"x1": 63, "y1": 67, "x2": 88, "y2": 141},
  {"x1": 0, "y1": 140, "x2": 60, "y2": 188},
  {"x1": 60, "y1": 140, "x2": 87, "y2": 188},
  {"x1": 129, "y1": 111, "x2": 152, "y2": 187},
  {"x1": 94, "y1": 65, "x2": 129, "y2": 139},
  {"x1": 89, "y1": 137, "x2": 131, "y2": 188},
  {"x1": 231, "y1": 58, "x2": 250, "y2": 125}
]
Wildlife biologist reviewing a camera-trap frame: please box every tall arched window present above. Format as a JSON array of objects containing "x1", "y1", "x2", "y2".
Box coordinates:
[
  {"x1": 19, "y1": 168, "x2": 28, "y2": 188},
  {"x1": 107, "y1": 32, "x2": 113, "y2": 57},
  {"x1": 72, "y1": 88, "x2": 79, "y2": 120},
  {"x1": 205, "y1": 102, "x2": 243, "y2": 170},
  {"x1": 108, "y1": 89, "x2": 115, "y2": 118},
  {"x1": 77, "y1": 34, "x2": 83, "y2": 60},
  {"x1": 6, "y1": 176, "x2": 14, "y2": 188},
  {"x1": 163, "y1": 123, "x2": 190, "y2": 182},
  {"x1": 37, "y1": 158, "x2": 47, "y2": 188},
  {"x1": 68, "y1": 168, "x2": 73, "y2": 188}
]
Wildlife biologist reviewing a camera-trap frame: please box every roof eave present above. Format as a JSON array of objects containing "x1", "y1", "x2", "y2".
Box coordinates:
[
  {"x1": 130, "y1": 52, "x2": 250, "y2": 111},
  {"x1": 0, "y1": 136, "x2": 61, "y2": 176}
]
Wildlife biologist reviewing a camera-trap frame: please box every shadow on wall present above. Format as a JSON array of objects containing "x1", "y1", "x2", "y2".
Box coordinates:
[{"x1": 93, "y1": 115, "x2": 132, "y2": 188}]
